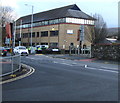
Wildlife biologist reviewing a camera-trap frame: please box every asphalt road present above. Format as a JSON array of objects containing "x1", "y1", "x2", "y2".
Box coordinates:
[{"x1": 2, "y1": 54, "x2": 118, "y2": 101}]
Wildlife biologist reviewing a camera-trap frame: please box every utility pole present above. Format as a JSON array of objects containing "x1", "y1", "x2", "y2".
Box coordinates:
[{"x1": 19, "y1": 20, "x2": 22, "y2": 46}]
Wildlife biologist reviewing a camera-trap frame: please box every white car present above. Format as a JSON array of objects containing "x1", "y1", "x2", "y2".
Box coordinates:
[{"x1": 13, "y1": 46, "x2": 29, "y2": 56}]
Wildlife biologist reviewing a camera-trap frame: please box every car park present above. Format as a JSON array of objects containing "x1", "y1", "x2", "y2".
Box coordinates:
[
  {"x1": 0, "y1": 47, "x2": 7, "y2": 56},
  {"x1": 13, "y1": 46, "x2": 29, "y2": 56}
]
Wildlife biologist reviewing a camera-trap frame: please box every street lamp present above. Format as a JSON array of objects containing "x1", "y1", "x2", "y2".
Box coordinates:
[{"x1": 25, "y1": 4, "x2": 34, "y2": 47}]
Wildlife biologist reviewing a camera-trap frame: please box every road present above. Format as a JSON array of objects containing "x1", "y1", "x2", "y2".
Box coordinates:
[{"x1": 2, "y1": 54, "x2": 118, "y2": 101}]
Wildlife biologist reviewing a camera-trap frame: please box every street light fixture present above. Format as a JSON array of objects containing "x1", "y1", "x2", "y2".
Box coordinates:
[{"x1": 25, "y1": 4, "x2": 34, "y2": 47}]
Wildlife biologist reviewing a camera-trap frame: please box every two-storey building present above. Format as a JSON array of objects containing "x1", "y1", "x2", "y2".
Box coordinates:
[{"x1": 16, "y1": 4, "x2": 95, "y2": 50}]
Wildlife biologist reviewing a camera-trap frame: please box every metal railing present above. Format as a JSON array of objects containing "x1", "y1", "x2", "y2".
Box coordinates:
[
  {"x1": 69, "y1": 46, "x2": 91, "y2": 58},
  {"x1": 0, "y1": 55, "x2": 21, "y2": 77}
]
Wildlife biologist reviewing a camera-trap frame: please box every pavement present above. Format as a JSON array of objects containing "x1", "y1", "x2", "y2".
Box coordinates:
[
  {"x1": 46, "y1": 54, "x2": 119, "y2": 65},
  {"x1": 0, "y1": 63, "x2": 35, "y2": 84}
]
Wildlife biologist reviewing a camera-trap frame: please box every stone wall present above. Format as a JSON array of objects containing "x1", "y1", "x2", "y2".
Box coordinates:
[{"x1": 91, "y1": 44, "x2": 120, "y2": 60}]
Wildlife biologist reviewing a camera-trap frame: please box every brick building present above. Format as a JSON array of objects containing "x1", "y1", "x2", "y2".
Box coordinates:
[{"x1": 16, "y1": 4, "x2": 95, "y2": 50}]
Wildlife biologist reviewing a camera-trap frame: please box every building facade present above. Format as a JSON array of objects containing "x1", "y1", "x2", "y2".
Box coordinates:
[{"x1": 16, "y1": 4, "x2": 95, "y2": 50}]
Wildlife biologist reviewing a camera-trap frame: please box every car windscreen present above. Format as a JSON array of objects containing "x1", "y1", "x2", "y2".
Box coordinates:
[{"x1": 19, "y1": 47, "x2": 26, "y2": 50}]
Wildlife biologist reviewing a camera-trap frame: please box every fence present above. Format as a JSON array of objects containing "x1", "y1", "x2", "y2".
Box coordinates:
[
  {"x1": 0, "y1": 55, "x2": 21, "y2": 77},
  {"x1": 69, "y1": 46, "x2": 91, "y2": 57}
]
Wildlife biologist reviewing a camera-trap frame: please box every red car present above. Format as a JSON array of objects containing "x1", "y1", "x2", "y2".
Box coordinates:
[{"x1": 0, "y1": 47, "x2": 7, "y2": 56}]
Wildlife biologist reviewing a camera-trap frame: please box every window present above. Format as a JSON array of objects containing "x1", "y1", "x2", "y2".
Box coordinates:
[
  {"x1": 41, "y1": 31, "x2": 48, "y2": 37},
  {"x1": 44, "y1": 21, "x2": 48, "y2": 25},
  {"x1": 59, "y1": 18, "x2": 66, "y2": 23},
  {"x1": 32, "y1": 32, "x2": 35, "y2": 37},
  {"x1": 50, "y1": 43, "x2": 58, "y2": 47},
  {"x1": 23, "y1": 43, "x2": 27, "y2": 46},
  {"x1": 36, "y1": 43, "x2": 39, "y2": 45},
  {"x1": 16, "y1": 34, "x2": 20, "y2": 38},
  {"x1": 54, "y1": 19, "x2": 59, "y2": 24},
  {"x1": 32, "y1": 43, "x2": 35, "y2": 46},
  {"x1": 50, "y1": 30, "x2": 58, "y2": 36},
  {"x1": 49, "y1": 20, "x2": 54, "y2": 24},
  {"x1": 23, "y1": 33, "x2": 28, "y2": 38},
  {"x1": 41, "y1": 21, "x2": 45, "y2": 25},
  {"x1": 41, "y1": 43, "x2": 48, "y2": 45},
  {"x1": 37, "y1": 32, "x2": 39, "y2": 37},
  {"x1": 70, "y1": 43, "x2": 74, "y2": 46}
]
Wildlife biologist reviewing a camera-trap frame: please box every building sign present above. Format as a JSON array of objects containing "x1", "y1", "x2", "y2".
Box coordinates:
[{"x1": 67, "y1": 30, "x2": 73, "y2": 34}]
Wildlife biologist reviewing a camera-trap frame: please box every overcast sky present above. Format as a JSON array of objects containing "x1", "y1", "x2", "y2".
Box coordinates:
[{"x1": 0, "y1": 0, "x2": 119, "y2": 28}]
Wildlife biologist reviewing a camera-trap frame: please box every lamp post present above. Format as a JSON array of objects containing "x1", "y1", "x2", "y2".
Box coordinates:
[{"x1": 25, "y1": 4, "x2": 34, "y2": 47}]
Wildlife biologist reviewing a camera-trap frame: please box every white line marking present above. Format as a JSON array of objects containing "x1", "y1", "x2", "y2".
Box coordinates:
[
  {"x1": 98, "y1": 69, "x2": 118, "y2": 73},
  {"x1": 101, "y1": 66, "x2": 118, "y2": 70},
  {"x1": 60, "y1": 63, "x2": 73, "y2": 66},
  {"x1": 85, "y1": 66, "x2": 118, "y2": 73},
  {"x1": 53, "y1": 61, "x2": 73, "y2": 66}
]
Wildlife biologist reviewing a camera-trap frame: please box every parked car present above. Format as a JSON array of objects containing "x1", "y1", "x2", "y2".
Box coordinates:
[
  {"x1": 4, "y1": 46, "x2": 11, "y2": 52},
  {"x1": 13, "y1": 46, "x2": 29, "y2": 56},
  {"x1": 36, "y1": 45, "x2": 48, "y2": 53},
  {"x1": 46, "y1": 47, "x2": 60, "y2": 53},
  {"x1": 0, "y1": 47, "x2": 7, "y2": 56}
]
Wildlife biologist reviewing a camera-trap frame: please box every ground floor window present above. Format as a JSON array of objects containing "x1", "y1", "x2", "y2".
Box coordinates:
[
  {"x1": 41, "y1": 43, "x2": 48, "y2": 45},
  {"x1": 49, "y1": 43, "x2": 58, "y2": 47},
  {"x1": 36, "y1": 43, "x2": 39, "y2": 45}
]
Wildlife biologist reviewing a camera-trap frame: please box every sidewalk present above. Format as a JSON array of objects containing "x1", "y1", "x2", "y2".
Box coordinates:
[
  {"x1": 47, "y1": 54, "x2": 119, "y2": 65},
  {"x1": 0, "y1": 64, "x2": 34, "y2": 84}
]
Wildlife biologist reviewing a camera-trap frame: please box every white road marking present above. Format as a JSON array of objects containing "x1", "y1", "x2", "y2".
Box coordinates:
[
  {"x1": 26, "y1": 56, "x2": 118, "y2": 73},
  {"x1": 101, "y1": 66, "x2": 118, "y2": 70},
  {"x1": 85, "y1": 66, "x2": 118, "y2": 73},
  {"x1": 26, "y1": 57, "x2": 35, "y2": 60},
  {"x1": 60, "y1": 62, "x2": 73, "y2": 66},
  {"x1": 53, "y1": 61, "x2": 73, "y2": 66}
]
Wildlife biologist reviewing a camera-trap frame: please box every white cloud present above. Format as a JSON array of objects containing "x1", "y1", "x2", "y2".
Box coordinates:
[{"x1": 0, "y1": 0, "x2": 18, "y2": 8}]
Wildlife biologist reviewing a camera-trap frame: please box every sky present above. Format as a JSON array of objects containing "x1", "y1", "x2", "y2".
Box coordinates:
[{"x1": 0, "y1": 0, "x2": 119, "y2": 28}]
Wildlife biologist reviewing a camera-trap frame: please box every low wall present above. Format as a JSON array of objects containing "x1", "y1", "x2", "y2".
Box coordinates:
[{"x1": 91, "y1": 44, "x2": 120, "y2": 60}]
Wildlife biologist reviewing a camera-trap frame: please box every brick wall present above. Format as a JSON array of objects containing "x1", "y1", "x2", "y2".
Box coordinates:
[{"x1": 91, "y1": 44, "x2": 120, "y2": 60}]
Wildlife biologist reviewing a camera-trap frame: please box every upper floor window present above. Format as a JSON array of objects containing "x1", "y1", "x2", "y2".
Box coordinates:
[
  {"x1": 59, "y1": 18, "x2": 66, "y2": 23},
  {"x1": 50, "y1": 30, "x2": 59, "y2": 36},
  {"x1": 41, "y1": 31, "x2": 48, "y2": 37}
]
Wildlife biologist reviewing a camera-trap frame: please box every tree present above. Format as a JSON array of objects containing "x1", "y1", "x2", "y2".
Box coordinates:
[
  {"x1": 85, "y1": 25, "x2": 95, "y2": 44},
  {"x1": 0, "y1": 6, "x2": 16, "y2": 27},
  {"x1": 85, "y1": 14, "x2": 108, "y2": 44},
  {"x1": 0, "y1": 5, "x2": 16, "y2": 45},
  {"x1": 93, "y1": 14, "x2": 108, "y2": 44}
]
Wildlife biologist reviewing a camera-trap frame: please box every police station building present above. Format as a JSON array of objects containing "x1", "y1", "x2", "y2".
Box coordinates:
[{"x1": 16, "y1": 4, "x2": 95, "y2": 50}]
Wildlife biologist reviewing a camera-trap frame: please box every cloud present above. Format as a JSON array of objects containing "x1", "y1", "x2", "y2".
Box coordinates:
[{"x1": 0, "y1": 0, "x2": 18, "y2": 8}]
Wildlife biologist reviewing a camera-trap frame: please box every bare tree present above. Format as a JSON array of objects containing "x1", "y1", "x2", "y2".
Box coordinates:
[
  {"x1": 93, "y1": 14, "x2": 108, "y2": 44},
  {"x1": 84, "y1": 14, "x2": 108, "y2": 44},
  {"x1": 0, "y1": 6, "x2": 16, "y2": 27},
  {"x1": 85, "y1": 25, "x2": 95, "y2": 44},
  {"x1": 0, "y1": 5, "x2": 16, "y2": 46},
  {"x1": 85, "y1": 14, "x2": 108, "y2": 44}
]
